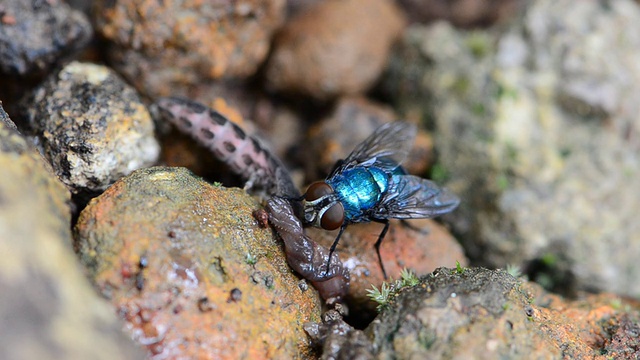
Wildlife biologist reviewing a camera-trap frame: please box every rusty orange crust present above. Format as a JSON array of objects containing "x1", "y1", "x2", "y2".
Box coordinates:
[
  {"x1": 76, "y1": 168, "x2": 321, "y2": 359},
  {"x1": 493, "y1": 279, "x2": 640, "y2": 360}
]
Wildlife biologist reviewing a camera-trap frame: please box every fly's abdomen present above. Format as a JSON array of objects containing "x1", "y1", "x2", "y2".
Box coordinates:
[{"x1": 329, "y1": 167, "x2": 389, "y2": 221}]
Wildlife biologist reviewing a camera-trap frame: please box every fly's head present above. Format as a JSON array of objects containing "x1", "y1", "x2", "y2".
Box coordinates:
[{"x1": 303, "y1": 181, "x2": 344, "y2": 230}]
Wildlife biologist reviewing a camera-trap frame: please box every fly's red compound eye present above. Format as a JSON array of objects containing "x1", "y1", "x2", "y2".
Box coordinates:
[
  {"x1": 320, "y1": 202, "x2": 344, "y2": 230},
  {"x1": 305, "y1": 181, "x2": 333, "y2": 201}
]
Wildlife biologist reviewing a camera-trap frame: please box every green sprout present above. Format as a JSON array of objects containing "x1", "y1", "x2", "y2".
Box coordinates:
[
  {"x1": 609, "y1": 298, "x2": 622, "y2": 311},
  {"x1": 495, "y1": 173, "x2": 509, "y2": 191},
  {"x1": 506, "y1": 263, "x2": 522, "y2": 278},
  {"x1": 430, "y1": 163, "x2": 450, "y2": 183},
  {"x1": 472, "y1": 102, "x2": 487, "y2": 116},
  {"x1": 400, "y1": 268, "x2": 419, "y2": 287},
  {"x1": 455, "y1": 260, "x2": 465, "y2": 274},
  {"x1": 495, "y1": 83, "x2": 518, "y2": 100},
  {"x1": 366, "y1": 268, "x2": 421, "y2": 312},
  {"x1": 366, "y1": 282, "x2": 393, "y2": 312},
  {"x1": 540, "y1": 253, "x2": 558, "y2": 267},
  {"x1": 245, "y1": 253, "x2": 257, "y2": 265},
  {"x1": 559, "y1": 147, "x2": 571, "y2": 159},
  {"x1": 465, "y1": 32, "x2": 490, "y2": 58}
]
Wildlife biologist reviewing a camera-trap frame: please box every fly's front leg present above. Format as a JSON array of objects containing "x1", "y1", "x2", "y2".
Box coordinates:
[
  {"x1": 326, "y1": 224, "x2": 348, "y2": 278},
  {"x1": 372, "y1": 219, "x2": 390, "y2": 279}
]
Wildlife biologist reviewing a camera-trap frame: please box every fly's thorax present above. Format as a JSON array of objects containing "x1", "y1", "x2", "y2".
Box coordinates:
[
  {"x1": 303, "y1": 181, "x2": 344, "y2": 230},
  {"x1": 327, "y1": 167, "x2": 391, "y2": 220}
]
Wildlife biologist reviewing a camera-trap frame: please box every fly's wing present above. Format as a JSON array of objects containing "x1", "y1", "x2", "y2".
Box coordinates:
[
  {"x1": 374, "y1": 175, "x2": 460, "y2": 219},
  {"x1": 329, "y1": 122, "x2": 416, "y2": 177}
]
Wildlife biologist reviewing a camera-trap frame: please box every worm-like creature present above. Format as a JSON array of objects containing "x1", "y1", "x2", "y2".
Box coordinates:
[
  {"x1": 155, "y1": 97, "x2": 300, "y2": 199},
  {"x1": 155, "y1": 97, "x2": 349, "y2": 301},
  {"x1": 266, "y1": 197, "x2": 350, "y2": 302}
]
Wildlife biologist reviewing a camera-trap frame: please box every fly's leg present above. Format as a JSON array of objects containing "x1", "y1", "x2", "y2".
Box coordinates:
[
  {"x1": 373, "y1": 219, "x2": 390, "y2": 279},
  {"x1": 326, "y1": 224, "x2": 348, "y2": 278}
]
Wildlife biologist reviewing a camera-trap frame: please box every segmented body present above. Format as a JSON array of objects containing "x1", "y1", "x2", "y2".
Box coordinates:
[
  {"x1": 155, "y1": 97, "x2": 299, "y2": 199},
  {"x1": 155, "y1": 97, "x2": 348, "y2": 301},
  {"x1": 266, "y1": 197, "x2": 349, "y2": 302}
]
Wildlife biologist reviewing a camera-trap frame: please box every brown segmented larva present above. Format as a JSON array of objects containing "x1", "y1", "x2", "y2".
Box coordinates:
[{"x1": 155, "y1": 97, "x2": 299, "y2": 199}]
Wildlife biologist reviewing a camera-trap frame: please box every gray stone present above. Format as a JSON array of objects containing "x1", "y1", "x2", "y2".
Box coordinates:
[
  {"x1": 384, "y1": 0, "x2": 640, "y2": 296},
  {"x1": 21, "y1": 61, "x2": 160, "y2": 194},
  {"x1": 0, "y1": 106, "x2": 144, "y2": 360},
  {"x1": 0, "y1": 0, "x2": 92, "y2": 75}
]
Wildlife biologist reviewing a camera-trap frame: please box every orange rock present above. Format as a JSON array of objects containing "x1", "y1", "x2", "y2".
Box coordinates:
[
  {"x1": 265, "y1": 0, "x2": 406, "y2": 100},
  {"x1": 94, "y1": 0, "x2": 286, "y2": 96},
  {"x1": 366, "y1": 267, "x2": 640, "y2": 359},
  {"x1": 307, "y1": 218, "x2": 466, "y2": 313},
  {"x1": 75, "y1": 167, "x2": 321, "y2": 359},
  {"x1": 306, "y1": 96, "x2": 434, "y2": 180}
]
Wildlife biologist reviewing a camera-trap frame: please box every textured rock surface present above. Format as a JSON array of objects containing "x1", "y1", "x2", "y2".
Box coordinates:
[
  {"x1": 0, "y1": 101, "x2": 17, "y2": 131},
  {"x1": 94, "y1": 0, "x2": 286, "y2": 97},
  {"x1": 304, "y1": 306, "x2": 374, "y2": 359},
  {"x1": 265, "y1": 0, "x2": 405, "y2": 100},
  {"x1": 384, "y1": 0, "x2": 640, "y2": 296},
  {"x1": 396, "y1": 0, "x2": 523, "y2": 27},
  {"x1": 21, "y1": 61, "x2": 160, "y2": 194},
  {"x1": 308, "y1": 218, "x2": 466, "y2": 316},
  {"x1": 0, "y1": 108, "x2": 144, "y2": 360},
  {"x1": 365, "y1": 267, "x2": 640, "y2": 359},
  {"x1": 75, "y1": 167, "x2": 322, "y2": 359},
  {"x1": 0, "y1": 0, "x2": 92, "y2": 75},
  {"x1": 305, "y1": 97, "x2": 434, "y2": 180}
]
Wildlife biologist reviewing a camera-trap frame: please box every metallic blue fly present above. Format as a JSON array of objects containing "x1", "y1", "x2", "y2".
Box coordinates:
[{"x1": 302, "y1": 122, "x2": 460, "y2": 278}]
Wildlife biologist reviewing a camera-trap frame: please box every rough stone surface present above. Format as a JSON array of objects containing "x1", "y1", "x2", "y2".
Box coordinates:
[
  {"x1": 305, "y1": 97, "x2": 434, "y2": 181},
  {"x1": 21, "y1": 61, "x2": 160, "y2": 194},
  {"x1": 303, "y1": 267, "x2": 640, "y2": 359},
  {"x1": 384, "y1": 0, "x2": 640, "y2": 297},
  {"x1": 304, "y1": 306, "x2": 374, "y2": 359},
  {"x1": 0, "y1": 108, "x2": 144, "y2": 360},
  {"x1": 396, "y1": 0, "x2": 523, "y2": 27},
  {"x1": 308, "y1": 218, "x2": 466, "y2": 317},
  {"x1": 75, "y1": 166, "x2": 322, "y2": 359},
  {"x1": 94, "y1": 0, "x2": 286, "y2": 97},
  {"x1": 364, "y1": 267, "x2": 640, "y2": 359},
  {"x1": 286, "y1": 0, "x2": 321, "y2": 17},
  {"x1": 251, "y1": 99, "x2": 305, "y2": 170},
  {"x1": 265, "y1": 0, "x2": 406, "y2": 100},
  {"x1": 0, "y1": 101, "x2": 18, "y2": 131},
  {"x1": 65, "y1": 0, "x2": 93, "y2": 15},
  {"x1": 0, "y1": 0, "x2": 92, "y2": 76}
]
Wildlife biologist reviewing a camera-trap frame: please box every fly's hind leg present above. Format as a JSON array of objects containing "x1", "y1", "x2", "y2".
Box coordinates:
[{"x1": 372, "y1": 219, "x2": 391, "y2": 279}]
